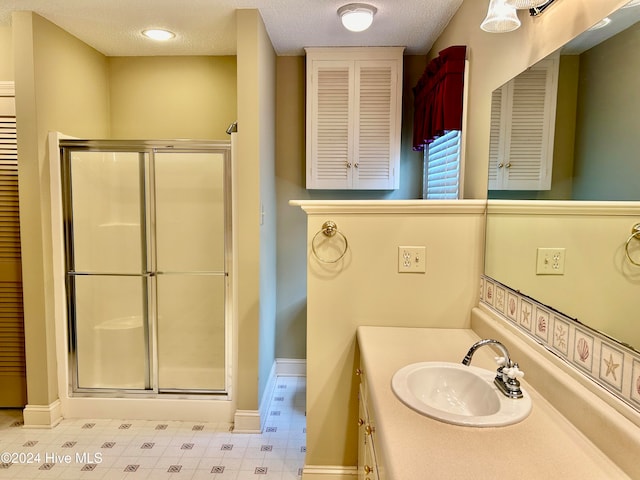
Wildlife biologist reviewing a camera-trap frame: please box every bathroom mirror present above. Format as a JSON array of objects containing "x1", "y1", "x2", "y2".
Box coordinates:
[
  {"x1": 484, "y1": 3, "x2": 640, "y2": 351},
  {"x1": 489, "y1": 3, "x2": 640, "y2": 202}
]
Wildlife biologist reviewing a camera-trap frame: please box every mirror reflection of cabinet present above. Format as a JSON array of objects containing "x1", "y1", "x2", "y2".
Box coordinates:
[{"x1": 488, "y1": 54, "x2": 559, "y2": 190}]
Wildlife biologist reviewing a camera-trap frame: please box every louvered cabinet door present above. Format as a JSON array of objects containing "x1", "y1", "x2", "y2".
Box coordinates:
[
  {"x1": 353, "y1": 61, "x2": 399, "y2": 190},
  {"x1": 305, "y1": 48, "x2": 403, "y2": 190},
  {"x1": 307, "y1": 60, "x2": 354, "y2": 189}
]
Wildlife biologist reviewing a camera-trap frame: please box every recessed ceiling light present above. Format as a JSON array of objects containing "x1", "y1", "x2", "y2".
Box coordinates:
[{"x1": 142, "y1": 29, "x2": 175, "y2": 41}]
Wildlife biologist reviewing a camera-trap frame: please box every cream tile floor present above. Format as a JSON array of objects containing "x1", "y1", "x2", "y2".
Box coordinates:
[{"x1": 0, "y1": 377, "x2": 306, "y2": 480}]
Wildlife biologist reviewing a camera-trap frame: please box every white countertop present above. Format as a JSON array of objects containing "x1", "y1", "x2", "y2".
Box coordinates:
[{"x1": 357, "y1": 326, "x2": 630, "y2": 480}]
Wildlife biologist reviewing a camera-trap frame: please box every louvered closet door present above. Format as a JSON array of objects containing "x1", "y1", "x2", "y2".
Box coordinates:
[
  {"x1": 0, "y1": 90, "x2": 26, "y2": 407},
  {"x1": 354, "y1": 61, "x2": 398, "y2": 190},
  {"x1": 309, "y1": 61, "x2": 353, "y2": 189}
]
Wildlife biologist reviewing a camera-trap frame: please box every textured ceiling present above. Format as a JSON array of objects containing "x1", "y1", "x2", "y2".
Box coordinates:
[{"x1": 0, "y1": 0, "x2": 464, "y2": 56}]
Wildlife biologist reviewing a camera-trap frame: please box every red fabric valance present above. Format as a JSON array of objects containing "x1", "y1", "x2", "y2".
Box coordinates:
[{"x1": 412, "y1": 45, "x2": 467, "y2": 150}]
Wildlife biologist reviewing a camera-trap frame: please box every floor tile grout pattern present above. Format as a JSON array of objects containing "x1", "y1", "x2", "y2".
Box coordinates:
[{"x1": 0, "y1": 376, "x2": 306, "y2": 479}]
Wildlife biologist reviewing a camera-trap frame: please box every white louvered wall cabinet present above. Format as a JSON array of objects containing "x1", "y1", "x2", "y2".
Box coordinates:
[
  {"x1": 305, "y1": 47, "x2": 404, "y2": 190},
  {"x1": 488, "y1": 54, "x2": 559, "y2": 190}
]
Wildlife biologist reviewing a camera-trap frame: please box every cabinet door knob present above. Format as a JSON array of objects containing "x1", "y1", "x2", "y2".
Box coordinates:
[
  {"x1": 498, "y1": 163, "x2": 504, "y2": 168},
  {"x1": 354, "y1": 162, "x2": 359, "y2": 168},
  {"x1": 358, "y1": 418, "x2": 365, "y2": 426},
  {"x1": 346, "y1": 162, "x2": 352, "y2": 168},
  {"x1": 505, "y1": 162, "x2": 512, "y2": 168},
  {"x1": 355, "y1": 368, "x2": 363, "y2": 376},
  {"x1": 365, "y1": 425, "x2": 373, "y2": 435},
  {"x1": 364, "y1": 465, "x2": 374, "y2": 474}
]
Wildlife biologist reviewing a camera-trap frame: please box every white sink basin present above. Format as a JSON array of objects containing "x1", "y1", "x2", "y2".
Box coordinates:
[{"x1": 391, "y1": 362, "x2": 532, "y2": 427}]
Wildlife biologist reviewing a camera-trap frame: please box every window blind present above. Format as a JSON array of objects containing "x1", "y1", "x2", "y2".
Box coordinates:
[{"x1": 423, "y1": 130, "x2": 461, "y2": 199}]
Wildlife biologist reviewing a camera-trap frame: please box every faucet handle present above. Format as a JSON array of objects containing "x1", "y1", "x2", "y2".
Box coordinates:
[
  {"x1": 495, "y1": 356, "x2": 508, "y2": 366},
  {"x1": 503, "y1": 364, "x2": 524, "y2": 379}
]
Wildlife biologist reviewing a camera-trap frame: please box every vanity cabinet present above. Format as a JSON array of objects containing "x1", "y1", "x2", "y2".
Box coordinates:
[
  {"x1": 305, "y1": 47, "x2": 404, "y2": 190},
  {"x1": 357, "y1": 368, "x2": 380, "y2": 480},
  {"x1": 488, "y1": 54, "x2": 559, "y2": 191}
]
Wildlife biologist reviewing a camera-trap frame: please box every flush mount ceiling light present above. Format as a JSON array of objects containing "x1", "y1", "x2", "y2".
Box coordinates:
[
  {"x1": 481, "y1": 0, "x2": 521, "y2": 33},
  {"x1": 338, "y1": 3, "x2": 377, "y2": 32},
  {"x1": 142, "y1": 29, "x2": 175, "y2": 41}
]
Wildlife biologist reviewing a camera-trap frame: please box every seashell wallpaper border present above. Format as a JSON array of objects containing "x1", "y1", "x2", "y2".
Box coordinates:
[{"x1": 481, "y1": 275, "x2": 640, "y2": 414}]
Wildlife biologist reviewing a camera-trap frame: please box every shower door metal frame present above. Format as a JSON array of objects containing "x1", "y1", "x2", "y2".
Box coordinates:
[{"x1": 60, "y1": 139, "x2": 232, "y2": 398}]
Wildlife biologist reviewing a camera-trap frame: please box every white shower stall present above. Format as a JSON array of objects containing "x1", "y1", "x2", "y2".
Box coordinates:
[{"x1": 58, "y1": 139, "x2": 232, "y2": 404}]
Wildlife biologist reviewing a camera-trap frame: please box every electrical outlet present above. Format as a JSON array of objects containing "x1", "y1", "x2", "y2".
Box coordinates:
[
  {"x1": 536, "y1": 248, "x2": 566, "y2": 275},
  {"x1": 398, "y1": 246, "x2": 426, "y2": 273}
]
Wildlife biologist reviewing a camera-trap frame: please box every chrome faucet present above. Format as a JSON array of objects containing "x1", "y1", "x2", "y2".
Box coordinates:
[{"x1": 462, "y1": 339, "x2": 524, "y2": 399}]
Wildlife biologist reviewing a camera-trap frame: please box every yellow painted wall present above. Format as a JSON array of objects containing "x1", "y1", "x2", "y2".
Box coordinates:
[
  {"x1": 13, "y1": 11, "x2": 110, "y2": 418},
  {"x1": 275, "y1": 56, "x2": 308, "y2": 359},
  {"x1": 235, "y1": 9, "x2": 278, "y2": 414},
  {"x1": 0, "y1": 26, "x2": 13, "y2": 80},
  {"x1": 302, "y1": 202, "x2": 486, "y2": 468},
  {"x1": 108, "y1": 56, "x2": 236, "y2": 139}
]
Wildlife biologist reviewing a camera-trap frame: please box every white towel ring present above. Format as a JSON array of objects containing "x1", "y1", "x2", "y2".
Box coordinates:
[
  {"x1": 311, "y1": 221, "x2": 348, "y2": 264},
  {"x1": 624, "y1": 223, "x2": 640, "y2": 267}
]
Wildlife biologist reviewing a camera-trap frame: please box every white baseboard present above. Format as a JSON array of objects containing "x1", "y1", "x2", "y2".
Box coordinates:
[
  {"x1": 23, "y1": 400, "x2": 63, "y2": 428},
  {"x1": 232, "y1": 409, "x2": 262, "y2": 433},
  {"x1": 275, "y1": 358, "x2": 306, "y2": 376},
  {"x1": 229, "y1": 358, "x2": 307, "y2": 434},
  {"x1": 302, "y1": 465, "x2": 358, "y2": 479},
  {"x1": 233, "y1": 357, "x2": 279, "y2": 433}
]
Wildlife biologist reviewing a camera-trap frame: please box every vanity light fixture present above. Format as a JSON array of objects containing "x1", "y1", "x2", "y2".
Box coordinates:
[
  {"x1": 338, "y1": 3, "x2": 377, "y2": 32},
  {"x1": 481, "y1": 0, "x2": 521, "y2": 33},
  {"x1": 142, "y1": 28, "x2": 176, "y2": 41},
  {"x1": 528, "y1": 0, "x2": 557, "y2": 16}
]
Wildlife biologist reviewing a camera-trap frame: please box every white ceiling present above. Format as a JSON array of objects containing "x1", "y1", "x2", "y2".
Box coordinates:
[{"x1": 0, "y1": 0, "x2": 464, "y2": 57}]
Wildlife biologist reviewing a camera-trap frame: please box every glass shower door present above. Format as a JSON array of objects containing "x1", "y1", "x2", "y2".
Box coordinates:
[
  {"x1": 65, "y1": 151, "x2": 149, "y2": 390},
  {"x1": 62, "y1": 141, "x2": 230, "y2": 395},
  {"x1": 154, "y1": 151, "x2": 228, "y2": 392}
]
